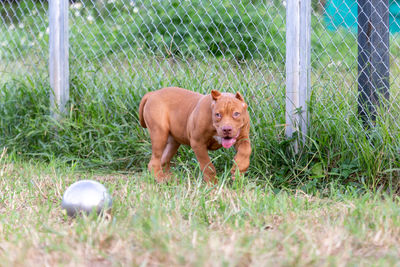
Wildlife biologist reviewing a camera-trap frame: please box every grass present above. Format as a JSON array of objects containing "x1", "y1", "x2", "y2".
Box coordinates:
[
  {"x1": 1, "y1": 153, "x2": 400, "y2": 266},
  {"x1": 1, "y1": 54, "x2": 400, "y2": 192},
  {"x1": 1, "y1": 2, "x2": 400, "y2": 264}
]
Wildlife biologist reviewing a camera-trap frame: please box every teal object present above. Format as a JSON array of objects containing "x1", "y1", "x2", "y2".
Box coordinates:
[{"x1": 324, "y1": 0, "x2": 400, "y2": 33}]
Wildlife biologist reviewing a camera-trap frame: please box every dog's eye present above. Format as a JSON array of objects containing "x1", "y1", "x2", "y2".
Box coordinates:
[
  {"x1": 215, "y1": 113, "x2": 222, "y2": 119},
  {"x1": 233, "y1": 112, "x2": 241, "y2": 118}
]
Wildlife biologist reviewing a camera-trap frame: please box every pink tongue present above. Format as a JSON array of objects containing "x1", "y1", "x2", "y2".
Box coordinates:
[{"x1": 222, "y1": 138, "x2": 236, "y2": 149}]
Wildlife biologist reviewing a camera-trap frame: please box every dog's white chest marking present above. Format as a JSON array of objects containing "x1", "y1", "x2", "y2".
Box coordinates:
[{"x1": 213, "y1": 136, "x2": 222, "y2": 144}]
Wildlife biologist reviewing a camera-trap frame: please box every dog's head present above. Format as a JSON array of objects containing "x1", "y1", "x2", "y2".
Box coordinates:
[{"x1": 211, "y1": 90, "x2": 248, "y2": 149}]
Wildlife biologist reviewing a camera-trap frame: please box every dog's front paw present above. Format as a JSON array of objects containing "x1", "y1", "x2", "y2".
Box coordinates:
[
  {"x1": 230, "y1": 165, "x2": 238, "y2": 179},
  {"x1": 154, "y1": 172, "x2": 173, "y2": 184},
  {"x1": 231, "y1": 165, "x2": 246, "y2": 181},
  {"x1": 203, "y1": 174, "x2": 217, "y2": 185}
]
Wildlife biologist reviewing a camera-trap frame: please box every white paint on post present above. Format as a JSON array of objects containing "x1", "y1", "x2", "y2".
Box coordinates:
[
  {"x1": 49, "y1": 0, "x2": 69, "y2": 119},
  {"x1": 285, "y1": 0, "x2": 311, "y2": 151}
]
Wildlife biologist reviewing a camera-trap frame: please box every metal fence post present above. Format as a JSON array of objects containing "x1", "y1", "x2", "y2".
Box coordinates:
[
  {"x1": 357, "y1": 0, "x2": 389, "y2": 125},
  {"x1": 49, "y1": 0, "x2": 69, "y2": 119},
  {"x1": 285, "y1": 0, "x2": 311, "y2": 151}
]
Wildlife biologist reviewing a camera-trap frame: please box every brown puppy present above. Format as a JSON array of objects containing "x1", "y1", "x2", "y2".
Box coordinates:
[{"x1": 139, "y1": 87, "x2": 251, "y2": 183}]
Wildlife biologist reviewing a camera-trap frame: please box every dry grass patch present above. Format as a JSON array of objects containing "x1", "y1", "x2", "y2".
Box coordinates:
[{"x1": 0, "y1": 158, "x2": 399, "y2": 266}]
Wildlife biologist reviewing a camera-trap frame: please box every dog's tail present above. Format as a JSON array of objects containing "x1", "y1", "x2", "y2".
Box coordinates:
[{"x1": 139, "y1": 92, "x2": 151, "y2": 128}]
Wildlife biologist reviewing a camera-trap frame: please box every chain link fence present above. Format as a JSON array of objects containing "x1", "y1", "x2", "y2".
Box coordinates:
[
  {"x1": 1, "y1": 0, "x2": 400, "y2": 155},
  {"x1": 0, "y1": 1, "x2": 48, "y2": 84},
  {"x1": 66, "y1": 0, "x2": 287, "y2": 135},
  {"x1": 313, "y1": 0, "x2": 400, "y2": 148}
]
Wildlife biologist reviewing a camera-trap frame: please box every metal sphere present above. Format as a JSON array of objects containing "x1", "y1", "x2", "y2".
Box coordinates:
[{"x1": 61, "y1": 180, "x2": 112, "y2": 217}]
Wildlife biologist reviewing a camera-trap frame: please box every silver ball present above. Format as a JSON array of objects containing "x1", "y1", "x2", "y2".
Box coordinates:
[{"x1": 61, "y1": 180, "x2": 112, "y2": 217}]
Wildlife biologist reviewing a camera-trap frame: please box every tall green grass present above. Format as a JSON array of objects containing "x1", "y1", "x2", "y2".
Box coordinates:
[{"x1": 1, "y1": 56, "x2": 400, "y2": 192}]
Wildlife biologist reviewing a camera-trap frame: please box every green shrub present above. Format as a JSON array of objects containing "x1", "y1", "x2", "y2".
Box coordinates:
[{"x1": 135, "y1": 0, "x2": 286, "y2": 61}]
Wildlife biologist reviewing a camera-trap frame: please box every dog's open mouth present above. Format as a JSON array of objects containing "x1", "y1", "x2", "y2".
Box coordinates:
[{"x1": 221, "y1": 137, "x2": 237, "y2": 149}]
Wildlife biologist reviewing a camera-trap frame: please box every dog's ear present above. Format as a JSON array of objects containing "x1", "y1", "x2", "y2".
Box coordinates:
[
  {"x1": 211, "y1": 90, "x2": 222, "y2": 100},
  {"x1": 235, "y1": 92, "x2": 247, "y2": 108},
  {"x1": 235, "y1": 92, "x2": 245, "y2": 101}
]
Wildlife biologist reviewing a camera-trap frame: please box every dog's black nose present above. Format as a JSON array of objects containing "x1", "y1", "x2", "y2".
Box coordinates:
[{"x1": 222, "y1": 126, "x2": 232, "y2": 135}]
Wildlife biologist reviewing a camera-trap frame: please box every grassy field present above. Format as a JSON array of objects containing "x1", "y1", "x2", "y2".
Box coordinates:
[
  {"x1": 1, "y1": 1, "x2": 400, "y2": 265},
  {"x1": 1, "y1": 152, "x2": 400, "y2": 266}
]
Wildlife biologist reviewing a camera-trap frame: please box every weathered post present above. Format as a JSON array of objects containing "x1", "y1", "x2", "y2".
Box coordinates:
[
  {"x1": 285, "y1": 0, "x2": 311, "y2": 151},
  {"x1": 357, "y1": 0, "x2": 389, "y2": 125},
  {"x1": 49, "y1": 0, "x2": 69, "y2": 119}
]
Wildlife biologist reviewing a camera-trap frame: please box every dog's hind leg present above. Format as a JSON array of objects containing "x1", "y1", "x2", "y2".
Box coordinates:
[
  {"x1": 161, "y1": 135, "x2": 180, "y2": 176},
  {"x1": 147, "y1": 126, "x2": 170, "y2": 183}
]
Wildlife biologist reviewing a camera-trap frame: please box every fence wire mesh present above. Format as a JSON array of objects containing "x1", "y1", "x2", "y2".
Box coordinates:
[
  {"x1": 1, "y1": 0, "x2": 400, "y2": 153},
  {"x1": 0, "y1": 1, "x2": 48, "y2": 84},
  {"x1": 313, "y1": 0, "x2": 400, "y2": 148}
]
